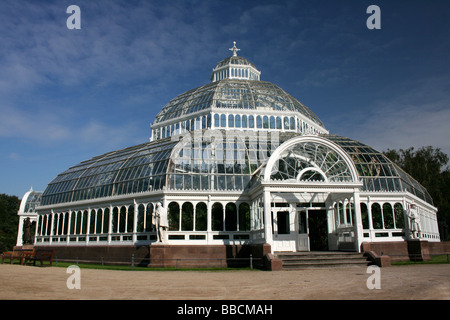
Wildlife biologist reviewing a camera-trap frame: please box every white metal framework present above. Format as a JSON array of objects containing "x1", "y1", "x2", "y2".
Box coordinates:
[{"x1": 19, "y1": 43, "x2": 441, "y2": 252}]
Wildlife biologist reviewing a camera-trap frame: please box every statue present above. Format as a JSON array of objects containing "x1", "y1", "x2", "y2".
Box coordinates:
[
  {"x1": 23, "y1": 217, "x2": 33, "y2": 244},
  {"x1": 153, "y1": 202, "x2": 168, "y2": 243},
  {"x1": 407, "y1": 205, "x2": 422, "y2": 239}
]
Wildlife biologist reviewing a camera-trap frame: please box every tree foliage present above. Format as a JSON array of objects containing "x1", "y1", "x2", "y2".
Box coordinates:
[
  {"x1": 384, "y1": 146, "x2": 450, "y2": 240},
  {"x1": 0, "y1": 194, "x2": 21, "y2": 252}
]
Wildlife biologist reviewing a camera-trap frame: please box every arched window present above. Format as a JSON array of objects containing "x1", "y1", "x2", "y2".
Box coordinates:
[
  {"x1": 360, "y1": 203, "x2": 369, "y2": 229},
  {"x1": 64, "y1": 212, "x2": 69, "y2": 235},
  {"x1": 383, "y1": 203, "x2": 394, "y2": 229},
  {"x1": 249, "y1": 115, "x2": 255, "y2": 128},
  {"x1": 137, "y1": 204, "x2": 145, "y2": 232},
  {"x1": 256, "y1": 116, "x2": 262, "y2": 128},
  {"x1": 228, "y1": 114, "x2": 234, "y2": 128},
  {"x1": 270, "y1": 116, "x2": 275, "y2": 129},
  {"x1": 235, "y1": 114, "x2": 241, "y2": 128},
  {"x1": 75, "y1": 211, "x2": 82, "y2": 234},
  {"x1": 242, "y1": 115, "x2": 248, "y2": 128},
  {"x1": 212, "y1": 202, "x2": 223, "y2": 231},
  {"x1": 119, "y1": 206, "x2": 127, "y2": 233},
  {"x1": 263, "y1": 116, "x2": 269, "y2": 129},
  {"x1": 195, "y1": 202, "x2": 207, "y2": 231},
  {"x1": 181, "y1": 202, "x2": 194, "y2": 231},
  {"x1": 394, "y1": 203, "x2": 405, "y2": 228},
  {"x1": 220, "y1": 114, "x2": 226, "y2": 127},
  {"x1": 276, "y1": 117, "x2": 282, "y2": 129},
  {"x1": 225, "y1": 202, "x2": 237, "y2": 231},
  {"x1": 168, "y1": 202, "x2": 180, "y2": 231},
  {"x1": 103, "y1": 208, "x2": 110, "y2": 234},
  {"x1": 290, "y1": 117, "x2": 295, "y2": 130},
  {"x1": 58, "y1": 213, "x2": 64, "y2": 235},
  {"x1": 284, "y1": 117, "x2": 290, "y2": 130},
  {"x1": 95, "y1": 209, "x2": 102, "y2": 234},
  {"x1": 371, "y1": 203, "x2": 383, "y2": 229},
  {"x1": 239, "y1": 203, "x2": 250, "y2": 231},
  {"x1": 89, "y1": 210, "x2": 96, "y2": 234},
  {"x1": 127, "y1": 205, "x2": 134, "y2": 233},
  {"x1": 338, "y1": 202, "x2": 345, "y2": 225}
]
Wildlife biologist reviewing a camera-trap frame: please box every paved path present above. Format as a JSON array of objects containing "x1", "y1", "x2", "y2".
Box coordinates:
[{"x1": 0, "y1": 264, "x2": 449, "y2": 300}]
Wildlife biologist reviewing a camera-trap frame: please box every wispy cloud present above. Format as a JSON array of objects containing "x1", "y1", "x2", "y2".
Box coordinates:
[{"x1": 332, "y1": 75, "x2": 450, "y2": 156}]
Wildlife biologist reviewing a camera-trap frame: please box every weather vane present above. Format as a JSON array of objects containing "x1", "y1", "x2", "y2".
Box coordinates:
[{"x1": 229, "y1": 41, "x2": 240, "y2": 56}]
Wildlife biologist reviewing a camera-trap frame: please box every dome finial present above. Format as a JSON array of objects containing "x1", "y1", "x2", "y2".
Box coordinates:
[{"x1": 229, "y1": 41, "x2": 240, "y2": 57}]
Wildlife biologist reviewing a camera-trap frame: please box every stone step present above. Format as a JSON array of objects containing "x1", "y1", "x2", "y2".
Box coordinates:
[{"x1": 275, "y1": 251, "x2": 370, "y2": 269}]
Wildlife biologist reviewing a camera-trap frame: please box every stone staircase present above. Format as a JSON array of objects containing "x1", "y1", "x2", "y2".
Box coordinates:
[{"x1": 276, "y1": 251, "x2": 370, "y2": 269}]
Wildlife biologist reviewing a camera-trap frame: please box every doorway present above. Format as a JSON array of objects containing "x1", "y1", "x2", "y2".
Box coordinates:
[
  {"x1": 297, "y1": 209, "x2": 328, "y2": 251},
  {"x1": 308, "y1": 210, "x2": 328, "y2": 251}
]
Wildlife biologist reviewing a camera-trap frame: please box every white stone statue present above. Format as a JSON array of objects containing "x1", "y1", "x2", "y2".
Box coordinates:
[
  {"x1": 153, "y1": 202, "x2": 169, "y2": 243},
  {"x1": 407, "y1": 206, "x2": 422, "y2": 239}
]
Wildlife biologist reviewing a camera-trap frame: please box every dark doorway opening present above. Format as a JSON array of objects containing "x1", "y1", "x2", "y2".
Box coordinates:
[{"x1": 308, "y1": 210, "x2": 328, "y2": 251}]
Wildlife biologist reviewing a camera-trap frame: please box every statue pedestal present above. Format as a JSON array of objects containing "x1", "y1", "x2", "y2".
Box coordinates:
[{"x1": 407, "y1": 239, "x2": 431, "y2": 261}]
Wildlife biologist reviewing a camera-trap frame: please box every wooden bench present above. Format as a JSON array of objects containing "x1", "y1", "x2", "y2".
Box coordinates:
[
  {"x1": 1, "y1": 248, "x2": 34, "y2": 265},
  {"x1": 23, "y1": 249, "x2": 55, "y2": 267}
]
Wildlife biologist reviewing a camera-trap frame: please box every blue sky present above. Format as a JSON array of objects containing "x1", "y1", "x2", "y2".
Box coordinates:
[{"x1": 1, "y1": 0, "x2": 449, "y2": 198}]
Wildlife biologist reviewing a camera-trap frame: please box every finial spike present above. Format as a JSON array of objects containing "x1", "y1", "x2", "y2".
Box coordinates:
[{"x1": 229, "y1": 41, "x2": 240, "y2": 57}]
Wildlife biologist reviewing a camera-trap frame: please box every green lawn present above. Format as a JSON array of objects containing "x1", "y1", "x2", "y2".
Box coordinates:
[{"x1": 392, "y1": 254, "x2": 450, "y2": 266}]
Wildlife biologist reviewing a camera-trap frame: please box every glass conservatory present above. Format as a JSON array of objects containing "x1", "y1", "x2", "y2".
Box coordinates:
[{"x1": 21, "y1": 43, "x2": 440, "y2": 261}]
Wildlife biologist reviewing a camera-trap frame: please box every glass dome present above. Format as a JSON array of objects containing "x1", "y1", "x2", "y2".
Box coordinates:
[{"x1": 153, "y1": 79, "x2": 325, "y2": 128}]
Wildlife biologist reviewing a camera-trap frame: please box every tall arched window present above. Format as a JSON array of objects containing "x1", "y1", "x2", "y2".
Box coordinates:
[
  {"x1": 195, "y1": 202, "x2": 207, "y2": 231},
  {"x1": 127, "y1": 205, "x2": 134, "y2": 233},
  {"x1": 394, "y1": 203, "x2": 405, "y2": 228},
  {"x1": 212, "y1": 202, "x2": 223, "y2": 231},
  {"x1": 103, "y1": 208, "x2": 110, "y2": 234},
  {"x1": 225, "y1": 202, "x2": 237, "y2": 231},
  {"x1": 371, "y1": 203, "x2": 383, "y2": 229},
  {"x1": 137, "y1": 204, "x2": 145, "y2": 232},
  {"x1": 239, "y1": 203, "x2": 250, "y2": 231},
  {"x1": 89, "y1": 210, "x2": 96, "y2": 234},
  {"x1": 290, "y1": 117, "x2": 295, "y2": 130},
  {"x1": 119, "y1": 206, "x2": 127, "y2": 233},
  {"x1": 168, "y1": 202, "x2": 180, "y2": 231},
  {"x1": 383, "y1": 203, "x2": 394, "y2": 229},
  {"x1": 228, "y1": 114, "x2": 234, "y2": 128},
  {"x1": 96, "y1": 209, "x2": 103, "y2": 234},
  {"x1": 235, "y1": 114, "x2": 241, "y2": 128},
  {"x1": 276, "y1": 116, "x2": 282, "y2": 129},
  {"x1": 249, "y1": 115, "x2": 255, "y2": 128},
  {"x1": 284, "y1": 117, "x2": 290, "y2": 130},
  {"x1": 360, "y1": 203, "x2": 369, "y2": 229},
  {"x1": 242, "y1": 115, "x2": 248, "y2": 128},
  {"x1": 75, "y1": 211, "x2": 82, "y2": 234},
  {"x1": 220, "y1": 114, "x2": 226, "y2": 127},
  {"x1": 256, "y1": 116, "x2": 262, "y2": 128},
  {"x1": 181, "y1": 202, "x2": 194, "y2": 231},
  {"x1": 263, "y1": 116, "x2": 269, "y2": 129}
]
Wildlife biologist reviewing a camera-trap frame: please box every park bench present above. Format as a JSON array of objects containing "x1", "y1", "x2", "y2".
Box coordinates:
[
  {"x1": 23, "y1": 248, "x2": 55, "y2": 267},
  {"x1": 1, "y1": 248, "x2": 34, "y2": 265}
]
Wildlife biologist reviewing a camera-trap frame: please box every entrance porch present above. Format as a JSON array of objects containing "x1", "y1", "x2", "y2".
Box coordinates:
[{"x1": 266, "y1": 190, "x2": 364, "y2": 253}]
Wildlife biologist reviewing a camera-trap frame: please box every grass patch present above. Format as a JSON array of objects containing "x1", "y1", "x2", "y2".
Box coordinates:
[{"x1": 392, "y1": 254, "x2": 450, "y2": 266}]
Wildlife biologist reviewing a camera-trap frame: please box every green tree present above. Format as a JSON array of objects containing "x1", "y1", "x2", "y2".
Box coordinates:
[
  {"x1": 384, "y1": 147, "x2": 450, "y2": 240},
  {"x1": 0, "y1": 194, "x2": 21, "y2": 252}
]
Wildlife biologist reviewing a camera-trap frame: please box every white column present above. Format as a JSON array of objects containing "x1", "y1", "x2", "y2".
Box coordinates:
[
  {"x1": 16, "y1": 217, "x2": 24, "y2": 247},
  {"x1": 263, "y1": 189, "x2": 273, "y2": 252},
  {"x1": 353, "y1": 189, "x2": 364, "y2": 252}
]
